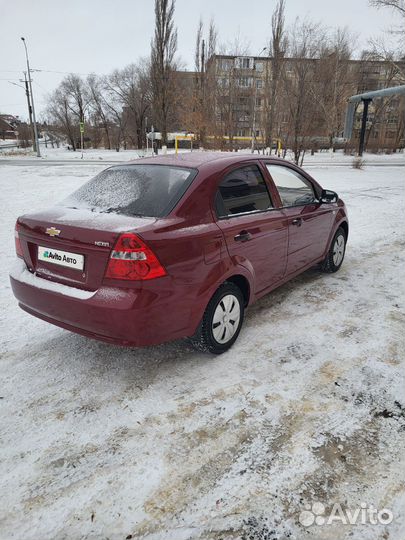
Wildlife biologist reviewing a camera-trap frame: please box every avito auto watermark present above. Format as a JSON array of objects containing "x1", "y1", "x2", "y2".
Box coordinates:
[{"x1": 299, "y1": 502, "x2": 393, "y2": 527}]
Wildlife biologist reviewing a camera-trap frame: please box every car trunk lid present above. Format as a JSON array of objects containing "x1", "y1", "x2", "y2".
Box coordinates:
[{"x1": 17, "y1": 205, "x2": 156, "y2": 291}]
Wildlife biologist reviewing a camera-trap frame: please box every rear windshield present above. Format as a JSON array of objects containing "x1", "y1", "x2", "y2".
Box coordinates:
[{"x1": 63, "y1": 164, "x2": 197, "y2": 217}]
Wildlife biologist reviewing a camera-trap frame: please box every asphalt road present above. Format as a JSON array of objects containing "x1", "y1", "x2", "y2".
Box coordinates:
[
  {"x1": 0, "y1": 158, "x2": 403, "y2": 167},
  {"x1": 0, "y1": 159, "x2": 120, "y2": 166}
]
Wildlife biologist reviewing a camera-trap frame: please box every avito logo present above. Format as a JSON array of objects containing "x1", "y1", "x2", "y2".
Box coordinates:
[
  {"x1": 42, "y1": 250, "x2": 63, "y2": 261},
  {"x1": 299, "y1": 501, "x2": 393, "y2": 527}
]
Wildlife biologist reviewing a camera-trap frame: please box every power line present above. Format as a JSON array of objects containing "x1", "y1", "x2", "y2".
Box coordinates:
[
  {"x1": 33, "y1": 68, "x2": 93, "y2": 76},
  {"x1": 33, "y1": 80, "x2": 49, "y2": 93}
]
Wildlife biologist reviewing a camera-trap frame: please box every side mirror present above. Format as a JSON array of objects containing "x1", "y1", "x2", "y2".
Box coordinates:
[{"x1": 320, "y1": 189, "x2": 338, "y2": 203}]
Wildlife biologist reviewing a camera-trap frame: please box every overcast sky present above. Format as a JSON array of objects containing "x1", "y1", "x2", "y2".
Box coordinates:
[{"x1": 0, "y1": 0, "x2": 397, "y2": 120}]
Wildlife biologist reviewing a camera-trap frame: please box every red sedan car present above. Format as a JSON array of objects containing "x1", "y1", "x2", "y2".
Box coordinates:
[{"x1": 10, "y1": 153, "x2": 348, "y2": 353}]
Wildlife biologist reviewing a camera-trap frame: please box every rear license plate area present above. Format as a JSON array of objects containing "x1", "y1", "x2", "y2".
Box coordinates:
[{"x1": 38, "y1": 246, "x2": 84, "y2": 271}]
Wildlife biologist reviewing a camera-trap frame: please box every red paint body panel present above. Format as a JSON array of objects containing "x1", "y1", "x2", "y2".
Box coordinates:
[
  {"x1": 10, "y1": 153, "x2": 349, "y2": 347},
  {"x1": 217, "y1": 210, "x2": 288, "y2": 294}
]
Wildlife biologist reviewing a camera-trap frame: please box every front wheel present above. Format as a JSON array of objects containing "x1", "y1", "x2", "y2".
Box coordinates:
[
  {"x1": 189, "y1": 282, "x2": 245, "y2": 354},
  {"x1": 321, "y1": 227, "x2": 347, "y2": 273}
]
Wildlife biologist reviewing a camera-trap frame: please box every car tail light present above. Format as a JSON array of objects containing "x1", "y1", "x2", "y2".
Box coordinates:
[
  {"x1": 105, "y1": 233, "x2": 167, "y2": 280},
  {"x1": 15, "y1": 222, "x2": 23, "y2": 258}
]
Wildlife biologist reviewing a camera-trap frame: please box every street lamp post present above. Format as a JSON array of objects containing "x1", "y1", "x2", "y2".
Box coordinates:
[
  {"x1": 21, "y1": 37, "x2": 41, "y2": 157},
  {"x1": 251, "y1": 47, "x2": 267, "y2": 153}
]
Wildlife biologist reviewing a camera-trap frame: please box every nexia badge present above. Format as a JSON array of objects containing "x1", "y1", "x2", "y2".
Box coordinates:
[{"x1": 45, "y1": 227, "x2": 61, "y2": 237}]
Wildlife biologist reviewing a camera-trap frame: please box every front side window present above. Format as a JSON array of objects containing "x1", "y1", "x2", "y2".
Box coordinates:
[
  {"x1": 266, "y1": 164, "x2": 317, "y2": 207},
  {"x1": 216, "y1": 165, "x2": 272, "y2": 217},
  {"x1": 63, "y1": 165, "x2": 196, "y2": 218}
]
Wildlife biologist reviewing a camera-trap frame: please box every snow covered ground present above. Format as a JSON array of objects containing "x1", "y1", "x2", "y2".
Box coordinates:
[
  {"x1": 0, "y1": 146, "x2": 147, "y2": 161},
  {"x1": 0, "y1": 156, "x2": 404, "y2": 540},
  {"x1": 1, "y1": 145, "x2": 404, "y2": 166}
]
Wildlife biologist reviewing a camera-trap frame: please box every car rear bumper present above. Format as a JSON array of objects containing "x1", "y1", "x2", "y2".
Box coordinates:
[{"x1": 9, "y1": 260, "x2": 194, "y2": 346}]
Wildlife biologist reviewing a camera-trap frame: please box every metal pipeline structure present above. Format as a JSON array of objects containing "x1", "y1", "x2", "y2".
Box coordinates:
[{"x1": 343, "y1": 85, "x2": 405, "y2": 156}]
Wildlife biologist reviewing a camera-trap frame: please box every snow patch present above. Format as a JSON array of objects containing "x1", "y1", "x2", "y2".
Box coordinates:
[{"x1": 10, "y1": 258, "x2": 96, "y2": 300}]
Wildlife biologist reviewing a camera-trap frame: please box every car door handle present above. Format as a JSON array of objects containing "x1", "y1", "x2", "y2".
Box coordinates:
[
  {"x1": 234, "y1": 231, "x2": 252, "y2": 242},
  {"x1": 292, "y1": 218, "x2": 303, "y2": 227}
]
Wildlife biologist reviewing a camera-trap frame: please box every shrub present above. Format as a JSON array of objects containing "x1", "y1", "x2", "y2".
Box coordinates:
[{"x1": 352, "y1": 157, "x2": 365, "y2": 169}]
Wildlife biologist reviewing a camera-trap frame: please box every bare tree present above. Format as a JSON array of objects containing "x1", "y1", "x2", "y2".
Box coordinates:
[
  {"x1": 312, "y1": 28, "x2": 357, "y2": 148},
  {"x1": 204, "y1": 19, "x2": 218, "y2": 141},
  {"x1": 369, "y1": 0, "x2": 405, "y2": 78},
  {"x1": 189, "y1": 18, "x2": 218, "y2": 143},
  {"x1": 218, "y1": 30, "x2": 251, "y2": 57},
  {"x1": 150, "y1": 0, "x2": 178, "y2": 144},
  {"x1": 106, "y1": 61, "x2": 152, "y2": 149},
  {"x1": 282, "y1": 20, "x2": 325, "y2": 164},
  {"x1": 213, "y1": 33, "x2": 252, "y2": 149},
  {"x1": 46, "y1": 61, "x2": 153, "y2": 151},
  {"x1": 195, "y1": 18, "x2": 204, "y2": 75},
  {"x1": 60, "y1": 74, "x2": 90, "y2": 127},
  {"x1": 87, "y1": 74, "x2": 112, "y2": 149},
  {"x1": 102, "y1": 80, "x2": 128, "y2": 151},
  {"x1": 214, "y1": 61, "x2": 241, "y2": 149},
  {"x1": 47, "y1": 88, "x2": 78, "y2": 150},
  {"x1": 369, "y1": 0, "x2": 405, "y2": 16},
  {"x1": 207, "y1": 18, "x2": 217, "y2": 60},
  {"x1": 265, "y1": 0, "x2": 286, "y2": 150},
  {"x1": 188, "y1": 19, "x2": 206, "y2": 141},
  {"x1": 46, "y1": 74, "x2": 90, "y2": 150}
]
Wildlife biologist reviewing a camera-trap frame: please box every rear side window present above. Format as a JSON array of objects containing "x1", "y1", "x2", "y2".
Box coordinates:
[
  {"x1": 216, "y1": 165, "x2": 272, "y2": 217},
  {"x1": 266, "y1": 164, "x2": 316, "y2": 207},
  {"x1": 63, "y1": 165, "x2": 196, "y2": 218}
]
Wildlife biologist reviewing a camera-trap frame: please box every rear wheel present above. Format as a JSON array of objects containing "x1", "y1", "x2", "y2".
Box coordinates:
[
  {"x1": 190, "y1": 282, "x2": 244, "y2": 354},
  {"x1": 321, "y1": 227, "x2": 346, "y2": 273}
]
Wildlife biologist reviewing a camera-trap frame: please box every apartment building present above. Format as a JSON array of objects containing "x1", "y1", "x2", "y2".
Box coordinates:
[{"x1": 205, "y1": 53, "x2": 405, "y2": 150}]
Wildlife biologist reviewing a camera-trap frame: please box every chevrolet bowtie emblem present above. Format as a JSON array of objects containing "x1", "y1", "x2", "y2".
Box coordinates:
[{"x1": 45, "y1": 226, "x2": 61, "y2": 237}]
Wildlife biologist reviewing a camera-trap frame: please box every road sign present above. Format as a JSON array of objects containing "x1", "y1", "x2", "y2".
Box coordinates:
[{"x1": 79, "y1": 122, "x2": 84, "y2": 134}]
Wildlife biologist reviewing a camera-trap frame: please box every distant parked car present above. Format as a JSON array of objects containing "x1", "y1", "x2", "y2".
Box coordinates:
[{"x1": 10, "y1": 153, "x2": 348, "y2": 353}]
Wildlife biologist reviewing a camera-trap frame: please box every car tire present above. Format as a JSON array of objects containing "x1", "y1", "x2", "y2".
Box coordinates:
[
  {"x1": 189, "y1": 281, "x2": 245, "y2": 354},
  {"x1": 321, "y1": 227, "x2": 346, "y2": 273}
]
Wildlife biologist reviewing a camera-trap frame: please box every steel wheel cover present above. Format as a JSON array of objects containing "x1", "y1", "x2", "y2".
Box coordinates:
[
  {"x1": 212, "y1": 294, "x2": 241, "y2": 344},
  {"x1": 333, "y1": 234, "x2": 345, "y2": 266}
]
